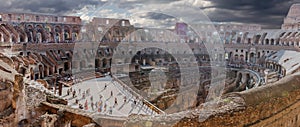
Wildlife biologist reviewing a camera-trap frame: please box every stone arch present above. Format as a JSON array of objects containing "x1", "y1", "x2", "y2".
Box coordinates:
[
  {"x1": 236, "y1": 37, "x2": 241, "y2": 43},
  {"x1": 240, "y1": 55, "x2": 244, "y2": 61},
  {"x1": 234, "y1": 54, "x2": 238, "y2": 61},
  {"x1": 15, "y1": 25, "x2": 27, "y2": 42},
  {"x1": 291, "y1": 32, "x2": 298, "y2": 38},
  {"x1": 261, "y1": 33, "x2": 267, "y2": 44},
  {"x1": 275, "y1": 38, "x2": 280, "y2": 45},
  {"x1": 247, "y1": 38, "x2": 251, "y2": 44},
  {"x1": 72, "y1": 26, "x2": 80, "y2": 41},
  {"x1": 26, "y1": 25, "x2": 34, "y2": 42},
  {"x1": 265, "y1": 39, "x2": 269, "y2": 45},
  {"x1": 35, "y1": 25, "x2": 46, "y2": 43},
  {"x1": 64, "y1": 25, "x2": 71, "y2": 41},
  {"x1": 279, "y1": 32, "x2": 286, "y2": 38},
  {"x1": 249, "y1": 52, "x2": 255, "y2": 63},
  {"x1": 64, "y1": 62, "x2": 70, "y2": 71},
  {"x1": 225, "y1": 32, "x2": 231, "y2": 43},
  {"x1": 270, "y1": 39, "x2": 275, "y2": 45},
  {"x1": 54, "y1": 26, "x2": 62, "y2": 43},
  {"x1": 253, "y1": 35, "x2": 261, "y2": 44},
  {"x1": 285, "y1": 32, "x2": 292, "y2": 38},
  {"x1": 45, "y1": 25, "x2": 53, "y2": 42},
  {"x1": 242, "y1": 32, "x2": 249, "y2": 43}
]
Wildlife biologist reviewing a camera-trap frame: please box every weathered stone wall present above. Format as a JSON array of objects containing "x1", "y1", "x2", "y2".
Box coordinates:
[{"x1": 123, "y1": 72, "x2": 300, "y2": 127}]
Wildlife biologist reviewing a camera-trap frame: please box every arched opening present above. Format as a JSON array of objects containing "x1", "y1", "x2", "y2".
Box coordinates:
[
  {"x1": 54, "y1": 26, "x2": 61, "y2": 43},
  {"x1": 271, "y1": 39, "x2": 275, "y2": 45},
  {"x1": 64, "y1": 26, "x2": 71, "y2": 41},
  {"x1": 64, "y1": 62, "x2": 70, "y2": 71},
  {"x1": 36, "y1": 33, "x2": 42, "y2": 43},
  {"x1": 55, "y1": 33, "x2": 60, "y2": 43},
  {"x1": 236, "y1": 37, "x2": 241, "y2": 43},
  {"x1": 276, "y1": 39, "x2": 280, "y2": 45},
  {"x1": 279, "y1": 32, "x2": 286, "y2": 38},
  {"x1": 254, "y1": 35, "x2": 261, "y2": 44},
  {"x1": 26, "y1": 25, "x2": 34, "y2": 43},
  {"x1": 265, "y1": 39, "x2": 269, "y2": 45},
  {"x1": 72, "y1": 26, "x2": 80, "y2": 41},
  {"x1": 234, "y1": 54, "x2": 238, "y2": 61},
  {"x1": 249, "y1": 53, "x2": 255, "y2": 63},
  {"x1": 36, "y1": 25, "x2": 45, "y2": 43},
  {"x1": 240, "y1": 55, "x2": 244, "y2": 62}
]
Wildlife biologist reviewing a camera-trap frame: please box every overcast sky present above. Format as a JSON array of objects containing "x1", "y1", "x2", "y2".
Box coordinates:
[{"x1": 0, "y1": 0, "x2": 299, "y2": 28}]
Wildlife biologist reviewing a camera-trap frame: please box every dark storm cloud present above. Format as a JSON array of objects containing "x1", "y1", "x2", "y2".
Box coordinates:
[
  {"x1": 1, "y1": 0, "x2": 300, "y2": 28},
  {"x1": 203, "y1": 0, "x2": 300, "y2": 28},
  {"x1": 140, "y1": 12, "x2": 175, "y2": 20},
  {"x1": 0, "y1": 0, "x2": 106, "y2": 14}
]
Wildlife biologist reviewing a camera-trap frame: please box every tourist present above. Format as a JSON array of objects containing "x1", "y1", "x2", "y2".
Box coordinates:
[
  {"x1": 124, "y1": 96, "x2": 127, "y2": 103},
  {"x1": 109, "y1": 107, "x2": 113, "y2": 115},
  {"x1": 75, "y1": 99, "x2": 79, "y2": 104},
  {"x1": 98, "y1": 101, "x2": 103, "y2": 112},
  {"x1": 82, "y1": 92, "x2": 85, "y2": 99},
  {"x1": 104, "y1": 103, "x2": 107, "y2": 112},
  {"x1": 91, "y1": 101, "x2": 94, "y2": 111},
  {"x1": 84, "y1": 100, "x2": 88, "y2": 110},
  {"x1": 111, "y1": 91, "x2": 113, "y2": 97},
  {"x1": 72, "y1": 90, "x2": 76, "y2": 98},
  {"x1": 90, "y1": 96, "x2": 93, "y2": 102},
  {"x1": 104, "y1": 83, "x2": 107, "y2": 89},
  {"x1": 114, "y1": 97, "x2": 118, "y2": 106}
]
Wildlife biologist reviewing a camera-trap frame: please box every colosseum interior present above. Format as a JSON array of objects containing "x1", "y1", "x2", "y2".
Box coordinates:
[{"x1": 1, "y1": 3, "x2": 300, "y2": 127}]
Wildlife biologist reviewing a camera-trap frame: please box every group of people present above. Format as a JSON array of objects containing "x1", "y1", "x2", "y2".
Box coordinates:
[{"x1": 64, "y1": 80, "x2": 144, "y2": 115}]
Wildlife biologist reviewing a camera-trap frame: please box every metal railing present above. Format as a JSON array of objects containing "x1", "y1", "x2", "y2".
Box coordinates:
[{"x1": 112, "y1": 75, "x2": 165, "y2": 115}]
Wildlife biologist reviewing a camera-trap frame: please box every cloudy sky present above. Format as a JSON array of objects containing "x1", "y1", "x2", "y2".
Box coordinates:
[{"x1": 0, "y1": 0, "x2": 299, "y2": 28}]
